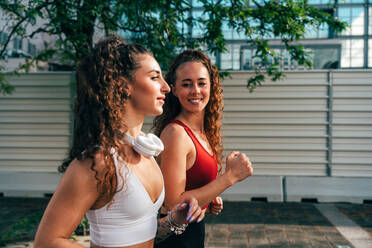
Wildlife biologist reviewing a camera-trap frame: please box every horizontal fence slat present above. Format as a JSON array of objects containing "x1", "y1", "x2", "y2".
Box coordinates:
[{"x1": 1, "y1": 71, "x2": 372, "y2": 200}]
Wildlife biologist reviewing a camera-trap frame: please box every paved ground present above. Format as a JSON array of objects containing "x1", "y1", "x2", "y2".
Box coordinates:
[{"x1": 1, "y1": 198, "x2": 371, "y2": 248}]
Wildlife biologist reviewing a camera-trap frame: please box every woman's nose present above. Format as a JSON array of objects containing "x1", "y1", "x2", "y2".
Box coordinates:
[
  {"x1": 161, "y1": 78, "x2": 170, "y2": 93},
  {"x1": 191, "y1": 84, "x2": 200, "y2": 94}
]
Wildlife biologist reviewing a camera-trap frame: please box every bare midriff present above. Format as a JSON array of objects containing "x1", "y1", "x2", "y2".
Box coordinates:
[{"x1": 91, "y1": 239, "x2": 154, "y2": 248}]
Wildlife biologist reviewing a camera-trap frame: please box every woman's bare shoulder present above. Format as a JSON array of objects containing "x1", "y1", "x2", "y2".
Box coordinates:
[
  {"x1": 160, "y1": 122, "x2": 188, "y2": 140},
  {"x1": 160, "y1": 122, "x2": 194, "y2": 158},
  {"x1": 64, "y1": 151, "x2": 106, "y2": 185}
]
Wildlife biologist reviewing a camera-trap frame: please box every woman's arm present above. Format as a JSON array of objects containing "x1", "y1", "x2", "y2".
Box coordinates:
[
  {"x1": 155, "y1": 196, "x2": 204, "y2": 243},
  {"x1": 34, "y1": 157, "x2": 101, "y2": 248},
  {"x1": 160, "y1": 124, "x2": 253, "y2": 210}
]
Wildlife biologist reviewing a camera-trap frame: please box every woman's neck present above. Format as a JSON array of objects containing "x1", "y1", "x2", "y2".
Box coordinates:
[{"x1": 123, "y1": 107, "x2": 145, "y2": 137}]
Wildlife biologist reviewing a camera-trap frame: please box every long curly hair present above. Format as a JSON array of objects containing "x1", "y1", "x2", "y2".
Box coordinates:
[
  {"x1": 59, "y1": 35, "x2": 152, "y2": 204},
  {"x1": 152, "y1": 50, "x2": 224, "y2": 169}
]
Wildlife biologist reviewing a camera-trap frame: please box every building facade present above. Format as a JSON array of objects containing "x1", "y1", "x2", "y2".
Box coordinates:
[{"x1": 191, "y1": 0, "x2": 372, "y2": 71}]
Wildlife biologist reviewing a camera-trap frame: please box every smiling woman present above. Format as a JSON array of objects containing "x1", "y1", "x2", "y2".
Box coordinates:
[
  {"x1": 171, "y1": 61, "x2": 211, "y2": 115},
  {"x1": 33, "y1": 36, "x2": 204, "y2": 248},
  {"x1": 152, "y1": 50, "x2": 253, "y2": 248}
]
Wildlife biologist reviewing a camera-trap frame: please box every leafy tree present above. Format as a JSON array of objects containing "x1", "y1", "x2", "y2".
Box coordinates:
[{"x1": 0, "y1": 0, "x2": 346, "y2": 94}]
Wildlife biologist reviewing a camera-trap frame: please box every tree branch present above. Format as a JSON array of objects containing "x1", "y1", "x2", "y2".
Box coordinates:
[{"x1": 0, "y1": 1, "x2": 52, "y2": 58}]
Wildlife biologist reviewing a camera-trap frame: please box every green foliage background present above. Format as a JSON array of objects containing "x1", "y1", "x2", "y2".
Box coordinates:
[{"x1": 0, "y1": 0, "x2": 346, "y2": 94}]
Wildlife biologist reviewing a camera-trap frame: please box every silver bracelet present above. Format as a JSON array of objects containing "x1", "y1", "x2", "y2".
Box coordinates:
[{"x1": 167, "y1": 210, "x2": 188, "y2": 235}]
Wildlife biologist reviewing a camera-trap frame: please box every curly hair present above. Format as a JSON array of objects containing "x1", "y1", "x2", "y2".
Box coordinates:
[
  {"x1": 59, "y1": 35, "x2": 152, "y2": 204},
  {"x1": 152, "y1": 50, "x2": 224, "y2": 169}
]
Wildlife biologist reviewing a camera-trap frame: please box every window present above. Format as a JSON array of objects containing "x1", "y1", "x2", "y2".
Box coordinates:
[
  {"x1": 369, "y1": 7, "x2": 372, "y2": 35},
  {"x1": 339, "y1": 7, "x2": 364, "y2": 36},
  {"x1": 305, "y1": 23, "x2": 330, "y2": 38},
  {"x1": 241, "y1": 45, "x2": 340, "y2": 70},
  {"x1": 192, "y1": 10, "x2": 205, "y2": 38},
  {"x1": 222, "y1": 21, "x2": 233, "y2": 40},
  {"x1": 341, "y1": 39, "x2": 364, "y2": 67},
  {"x1": 0, "y1": 31, "x2": 8, "y2": 45},
  {"x1": 220, "y1": 44, "x2": 240, "y2": 70},
  {"x1": 28, "y1": 41, "x2": 36, "y2": 56},
  {"x1": 308, "y1": 0, "x2": 334, "y2": 4},
  {"x1": 186, "y1": 0, "x2": 371, "y2": 70},
  {"x1": 192, "y1": 0, "x2": 203, "y2": 7},
  {"x1": 13, "y1": 37, "x2": 23, "y2": 50},
  {"x1": 369, "y1": 39, "x2": 372, "y2": 67},
  {"x1": 313, "y1": 47, "x2": 340, "y2": 69},
  {"x1": 342, "y1": 0, "x2": 364, "y2": 3}
]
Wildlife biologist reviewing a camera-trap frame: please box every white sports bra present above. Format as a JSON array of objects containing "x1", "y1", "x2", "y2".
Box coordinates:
[{"x1": 86, "y1": 151, "x2": 165, "y2": 247}]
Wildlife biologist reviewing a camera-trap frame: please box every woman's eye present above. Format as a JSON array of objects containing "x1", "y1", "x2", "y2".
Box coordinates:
[
  {"x1": 151, "y1": 76, "x2": 159, "y2": 80},
  {"x1": 182, "y1": 83, "x2": 191, "y2": 87},
  {"x1": 199, "y1": 82, "x2": 207, "y2": 86}
]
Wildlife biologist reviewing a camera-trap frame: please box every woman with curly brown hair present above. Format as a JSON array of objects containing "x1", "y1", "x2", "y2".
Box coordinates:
[
  {"x1": 34, "y1": 36, "x2": 204, "y2": 248},
  {"x1": 152, "y1": 50, "x2": 253, "y2": 248}
]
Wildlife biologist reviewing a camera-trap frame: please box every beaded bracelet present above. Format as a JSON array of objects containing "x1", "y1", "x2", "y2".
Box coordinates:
[{"x1": 167, "y1": 210, "x2": 188, "y2": 235}]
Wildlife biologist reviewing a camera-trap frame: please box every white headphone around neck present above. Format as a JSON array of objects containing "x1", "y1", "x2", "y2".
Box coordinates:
[{"x1": 124, "y1": 133, "x2": 164, "y2": 157}]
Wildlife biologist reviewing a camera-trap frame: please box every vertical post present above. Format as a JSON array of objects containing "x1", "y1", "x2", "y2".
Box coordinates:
[
  {"x1": 282, "y1": 176, "x2": 287, "y2": 202},
  {"x1": 188, "y1": 0, "x2": 193, "y2": 38},
  {"x1": 326, "y1": 71, "x2": 333, "y2": 176}
]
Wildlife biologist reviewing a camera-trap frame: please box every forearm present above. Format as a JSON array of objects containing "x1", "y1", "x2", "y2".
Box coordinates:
[{"x1": 178, "y1": 172, "x2": 234, "y2": 208}]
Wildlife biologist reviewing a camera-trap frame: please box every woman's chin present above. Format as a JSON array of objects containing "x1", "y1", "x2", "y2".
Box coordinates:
[{"x1": 149, "y1": 108, "x2": 164, "y2": 116}]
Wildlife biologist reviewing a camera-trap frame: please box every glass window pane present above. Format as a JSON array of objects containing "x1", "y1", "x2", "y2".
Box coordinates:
[
  {"x1": 233, "y1": 28, "x2": 248, "y2": 39},
  {"x1": 308, "y1": 0, "x2": 321, "y2": 4},
  {"x1": 242, "y1": 49, "x2": 252, "y2": 70},
  {"x1": 338, "y1": 7, "x2": 350, "y2": 18},
  {"x1": 192, "y1": 10, "x2": 204, "y2": 37},
  {"x1": 192, "y1": 0, "x2": 203, "y2": 7},
  {"x1": 343, "y1": 0, "x2": 364, "y2": 3},
  {"x1": 199, "y1": 45, "x2": 217, "y2": 65},
  {"x1": 232, "y1": 45, "x2": 240, "y2": 70},
  {"x1": 220, "y1": 45, "x2": 232, "y2": 70},
  {"x1": 319, "y1": 23, "x2": 329, "y2": 38},
  {"x1": 369, "y1": 39, "x2": 372, "y2": 67},
  {"x1": 0, "y1": 31, "x2": 8, "y2": 45},
  {"x1": 369, "y1": 7, "x2": 372, "y2": 34},
  {"x1": 339, "y1": 7, "x2": 352, "y2": 35},
  {"x1": 339, "y1": 7, "x2": 365, "y2": 36},
  {"x1": 314, "y1": 47, "x2": 340, "y2": 69},
  {"x1": 220, "y1": 44, "x2": 241, "y2": 70},
  {"x1": 351, "y1": 7, "x2": 364, "y2": 35},
  {"x1": 341, "y1": 40, "x2": 351, "y2": 67},
  {"x1": 222, "y1": 21, "x2": 232, "y2": 39},
  {"x1": 341, "y1": 39, "x2": 364, "y2": 68}
]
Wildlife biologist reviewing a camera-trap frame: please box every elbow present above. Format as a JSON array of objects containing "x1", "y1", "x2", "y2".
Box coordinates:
[
  {"x1": 33, "y1": 239, "x2": 46, "y2": 248},
  {"x1": 164, "y1": 199, "x2": 178, "y2": 211},
  {"x1": 164, "y1": 193, "x2": 192, "y2": 211},
  {"x1": 33, "y1": 233, "x2": 43, "y2": 248},
  {"x1": 164, "y1": 195, "x2": 185, "y2": 210},
  {"x1": 34, "y1": 234, "x2": 55, "y2": 248}
]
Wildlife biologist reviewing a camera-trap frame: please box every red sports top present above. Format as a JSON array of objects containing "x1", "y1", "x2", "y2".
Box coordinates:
[{"x1": 170, "y1": 120, "x2": 218, "y2": 192}]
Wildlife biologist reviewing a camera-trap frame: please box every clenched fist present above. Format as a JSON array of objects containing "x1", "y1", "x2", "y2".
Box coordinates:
[{"x1": 225, "y1": 151, "x2": 253, "y2": 184}]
